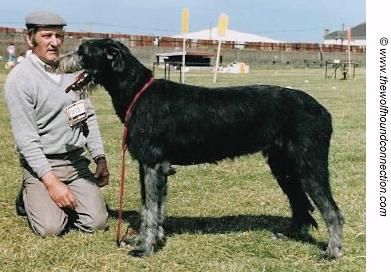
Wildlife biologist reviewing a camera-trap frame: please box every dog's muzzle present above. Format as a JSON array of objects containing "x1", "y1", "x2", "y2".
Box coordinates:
[
  {"x1": 56, "y1": 52, "x2": 83, "y2": 74},
  {"x1": 55, "y1": 53, "x2": 94, "y2": 96}
]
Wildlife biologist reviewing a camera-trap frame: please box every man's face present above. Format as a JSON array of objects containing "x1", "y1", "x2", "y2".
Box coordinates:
[{"x1": 28, "y1": 27, "x2": 64, "y2": 65}]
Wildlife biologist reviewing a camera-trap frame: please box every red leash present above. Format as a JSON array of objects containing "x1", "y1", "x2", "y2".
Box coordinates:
[{"x1": 116, "y1": 76, "x2": 155, "y2": 247}]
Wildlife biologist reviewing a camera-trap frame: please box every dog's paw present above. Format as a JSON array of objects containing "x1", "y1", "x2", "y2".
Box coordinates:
[
  {"x1": 324, "y1": 245, "x2": 343, "y2": 259},
  {"x1": 119, "y1": 229, "x2": 141, "y2": 248}
]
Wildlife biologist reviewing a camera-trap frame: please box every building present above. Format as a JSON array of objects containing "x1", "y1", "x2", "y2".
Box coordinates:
[{"x1": 324, "y1": 22, "x2": 366, "y2": 46}]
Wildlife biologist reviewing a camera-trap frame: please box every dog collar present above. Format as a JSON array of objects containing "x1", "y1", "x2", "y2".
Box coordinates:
[
  {"x1": 122, "y1": 76, "x2": 155, "y2": 149},
  {"x1": 124, "y1": 76, "x2": 155, "y2": 124}
]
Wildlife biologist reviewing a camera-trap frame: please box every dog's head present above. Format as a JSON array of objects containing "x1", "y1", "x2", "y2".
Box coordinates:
[
  {"x1": 57, "y1": 38, "x2": 131, "y2": 93},
  {"x1": 77, "y1": 38, "x2": 128, "y2": 74}
]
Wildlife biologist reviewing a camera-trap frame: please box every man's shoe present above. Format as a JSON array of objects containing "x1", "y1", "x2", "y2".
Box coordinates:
[{"x1": 15, "y1": 189, "x2": 26, "y2": 216}]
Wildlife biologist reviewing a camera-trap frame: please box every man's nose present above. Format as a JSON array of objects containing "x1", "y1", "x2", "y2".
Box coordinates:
[{"x1": 49, "y1": 35, "x2": 59, "y2": 47}]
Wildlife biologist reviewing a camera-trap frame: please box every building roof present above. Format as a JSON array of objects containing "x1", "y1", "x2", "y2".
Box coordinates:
[
  {"x1": 171, "y1": 27, "x2": 284, "y2": 43},
  {"x1": 324, "y1": 22, "x2": 366, "y2": 40}
]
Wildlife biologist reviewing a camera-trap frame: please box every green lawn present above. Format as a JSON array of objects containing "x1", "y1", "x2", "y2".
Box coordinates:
[{"x1": 0, "y1": 67, "x2": 365, "y2": 271}]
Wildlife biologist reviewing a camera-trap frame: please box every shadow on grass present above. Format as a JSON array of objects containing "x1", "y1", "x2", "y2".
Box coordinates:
[{"x1": 107, "y1": 208, "x2": 328, "y2": 251}]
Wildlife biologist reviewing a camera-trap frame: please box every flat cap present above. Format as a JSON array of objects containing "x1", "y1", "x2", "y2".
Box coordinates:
[{"x1": 25, "y1": 11, "x2": 67, "y2": 28}]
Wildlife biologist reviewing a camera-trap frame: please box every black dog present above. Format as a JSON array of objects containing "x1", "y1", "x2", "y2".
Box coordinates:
[{"x1": 57, "y1": 38, "x2": 343, "y2": 258}]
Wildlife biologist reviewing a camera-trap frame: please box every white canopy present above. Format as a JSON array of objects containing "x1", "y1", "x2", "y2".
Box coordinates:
[{"x1": 171, "y1": 27, "x2": 283, "y2": 43}]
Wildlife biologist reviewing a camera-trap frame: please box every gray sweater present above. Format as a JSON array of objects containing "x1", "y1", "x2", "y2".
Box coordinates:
[{"x1": 4, "y1": 53, "x2": 105, "y2": 178}]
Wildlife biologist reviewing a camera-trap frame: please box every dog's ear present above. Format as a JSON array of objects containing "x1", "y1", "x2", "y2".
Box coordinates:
[{"x1": 104, "y1": 46, "x2": 125, "y2": 73}]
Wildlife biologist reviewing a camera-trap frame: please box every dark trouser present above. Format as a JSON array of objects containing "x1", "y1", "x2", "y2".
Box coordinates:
[{"x1": 21, "y1": 150, "x2": 108, "y2": 237}]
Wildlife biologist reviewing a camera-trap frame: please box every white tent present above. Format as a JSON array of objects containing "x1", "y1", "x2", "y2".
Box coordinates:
[{"x1": 171, "y1": 27, "x2": 283, "y2": 43}]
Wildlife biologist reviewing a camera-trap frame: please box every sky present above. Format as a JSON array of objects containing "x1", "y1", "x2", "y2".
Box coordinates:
[{"x1": 0, "y1": 0, "x2": 365, "y2": 43}]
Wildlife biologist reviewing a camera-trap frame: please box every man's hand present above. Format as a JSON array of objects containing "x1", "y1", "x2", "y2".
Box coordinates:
[
  {"x1": 94, "y1": 157, "x2": 109, "y2": 187},
  {"x1": 41, "y1": 171, "x2": 77, "y2": 209}
]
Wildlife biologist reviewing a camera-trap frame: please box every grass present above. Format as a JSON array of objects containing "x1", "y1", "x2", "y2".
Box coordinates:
[{"x1": 0, "y1": 66, "x2": 365, "y2": 271}]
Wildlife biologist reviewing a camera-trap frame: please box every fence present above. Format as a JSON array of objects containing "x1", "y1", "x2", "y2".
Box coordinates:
[{"x1": 0, "y1": 26, "x2": 366, "y2": 67}]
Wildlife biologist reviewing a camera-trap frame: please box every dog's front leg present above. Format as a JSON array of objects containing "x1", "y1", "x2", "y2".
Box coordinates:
[
  {"x1": 156, "y1": 162, "x2": 172, "y2": 246},
  {"x1": 131, "y1": 163, "x2": 165, "y2": 257}
]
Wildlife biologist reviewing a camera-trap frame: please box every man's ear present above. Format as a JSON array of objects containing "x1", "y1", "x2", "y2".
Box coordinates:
[
  {"x1": 104, "y1": 46, "x2": 125, "y2": 73},
  {"x1": 24, "y1": 33, "x2": 34, "y2": 49}
]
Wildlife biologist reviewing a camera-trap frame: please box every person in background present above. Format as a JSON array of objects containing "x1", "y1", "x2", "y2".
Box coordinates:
[
  {"x1": 4, "y1": 11, "x2": 109, "y2": 237},
  {"x1": 5, "y1": 43, "x2": 16, "y2": 69},
  {"x1": 7, "y1": 43, "x2": 16, "y2": 63}
]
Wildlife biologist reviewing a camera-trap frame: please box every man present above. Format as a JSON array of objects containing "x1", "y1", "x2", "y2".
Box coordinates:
[{"x1": 4, "y1": 11, "x2": 109, "y2": 237}]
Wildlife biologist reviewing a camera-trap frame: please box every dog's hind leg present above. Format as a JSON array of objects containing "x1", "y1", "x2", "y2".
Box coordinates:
[
  {"x1": 131, "y1": 162, "x2": 168, "y2": 257},
  {"x1": 267, "y1": 151, "x2": 317, "y2": 237},
  {"x1": 300, "y1": 171, "x2": 344, "y2": 258},
  {"x1": 293, "y1": 146, "x2": 344, "y2": 258}
]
